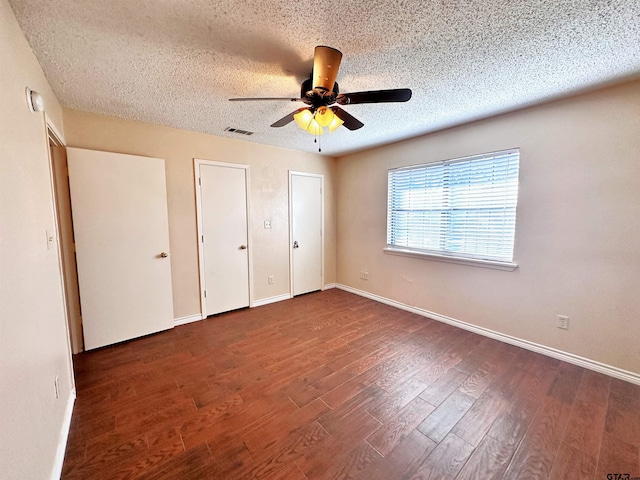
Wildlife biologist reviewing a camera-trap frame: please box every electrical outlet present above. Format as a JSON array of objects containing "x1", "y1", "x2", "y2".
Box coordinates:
[
  {"x1": 557, "y1": 315, "x2": 569, "y2": 330},
  {"x1": 264, "y1": 220, "x2": 271, "y2": 229},
  {"x1": 362, "y1": 271, "x2": 369, "y2": 280},
  {"x1": 268, "y1": 275, "x2": 274, "y2": 285}
]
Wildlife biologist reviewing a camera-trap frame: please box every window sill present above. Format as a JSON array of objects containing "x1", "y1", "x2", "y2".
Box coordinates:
[{"x1": 383, "y1": 247, "x2": 518, "y2": 271}]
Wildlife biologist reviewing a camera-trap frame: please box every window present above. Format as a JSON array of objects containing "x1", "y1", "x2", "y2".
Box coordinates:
[{"x1": 386, "y1": 148, "x2": 519, "y2": 267}]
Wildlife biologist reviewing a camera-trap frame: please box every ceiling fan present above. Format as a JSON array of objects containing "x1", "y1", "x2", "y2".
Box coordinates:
[{"x1": 229, "y1": 46, "x2": 412, "y2": 135}]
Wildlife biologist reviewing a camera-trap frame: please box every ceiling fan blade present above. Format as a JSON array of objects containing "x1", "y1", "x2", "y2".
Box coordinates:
[
  {"x1": 229, "y1": 97, "x2": 302, "y2": 102},
  {"x1": 336, "y1": 88, "x2": 412, "y2": 105},
  {"x1": 313, "y1": 46, "x2": 342, "y2": 92},
  {"x1": 331, "y1": 106, "x2": 364, "y2": 130},
  {"x1": 271, "y1": 108, "x2": 308, "y2": 127}
]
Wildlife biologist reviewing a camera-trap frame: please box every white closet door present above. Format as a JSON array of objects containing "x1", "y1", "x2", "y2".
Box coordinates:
[
  {"x1": 199, "y1": 163, "x2": 250, "y2": 316},
  {"x1": 290, "y1": 172, "x2": 323, "y2": 296},
  {"x1": 67, "y1": 148, "x2": 174, "y2": 350}
]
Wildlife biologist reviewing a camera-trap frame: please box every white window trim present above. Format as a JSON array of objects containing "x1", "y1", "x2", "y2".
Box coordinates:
[{"x1": 383, "y1": 246, "x2": 518, "y2": 271}]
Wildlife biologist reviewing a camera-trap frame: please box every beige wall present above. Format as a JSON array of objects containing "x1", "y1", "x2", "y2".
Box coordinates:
[
  {"x1": 336, "y1": 79, "x2": 640, "y2": 375},
  {"x1": 62, "y1": 110, "x2": 337, "y2": 319},
  {"x1": 0, "y1": 0, "x2": 74, "y2": 478}
]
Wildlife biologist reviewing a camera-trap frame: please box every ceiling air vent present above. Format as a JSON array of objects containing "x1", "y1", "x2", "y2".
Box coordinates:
[{"x1": 224, "y1": 127, "x2": 254, "y2": 136}]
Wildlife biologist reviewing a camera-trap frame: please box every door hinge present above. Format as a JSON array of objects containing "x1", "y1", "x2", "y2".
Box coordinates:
[
  {"x1": 198, "y1": 177, "x2": 201, "y2": 186},
  {"x1": 204, "y1": 290, "x2": 207, "y2": 298},
  {"x1": 201, "y1": 235, "x2": 205, "y2": 243}
]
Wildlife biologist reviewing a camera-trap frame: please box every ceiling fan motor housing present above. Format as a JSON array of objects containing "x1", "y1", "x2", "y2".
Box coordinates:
[{"x1": 301, "y1": 77, "x2": 339, "y2": 110}]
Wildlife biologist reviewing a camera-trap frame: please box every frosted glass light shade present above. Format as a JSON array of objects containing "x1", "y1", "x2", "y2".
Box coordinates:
[
  {"x1": 328, "y1": 114, "x2": 344, "y2": 132},
  {"x1": 294, "y1": 109, "x2": 314, "y2": 130},
  {"x1": 315, "y1": 106, "x2": 335, "y2": 127},
  {"x1": 306, "y1": 119, "x2": 324, "y2": 135},
  {"x1": 293, "y1": 107, "x2": 341, "y2": 135}
]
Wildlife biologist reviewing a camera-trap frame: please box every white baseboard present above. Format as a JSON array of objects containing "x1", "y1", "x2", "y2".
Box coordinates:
[
  {"x1": 51, "y1": 388, "x2": 76, "y2": 480},
  {"x1": 174, "y1": 314, "x2": 204, "y2": 326},
  {"x1": 252, "y1": 293, "x2": 292, "y2": 307},
  {"x1": 252, "y1": 286, "x2": 336, "y2": 307},
  {"x1": 336, "y1": 284, "x2": 640, "y2": 386}
]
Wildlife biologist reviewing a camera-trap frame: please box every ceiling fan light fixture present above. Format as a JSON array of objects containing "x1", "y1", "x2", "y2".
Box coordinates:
[
  {"x1": 294, "y1": 108, "x2": 314, "y2": 130},
  {"x1": 294, "y1": 108, "x2": 326, "y2": 135},
  {"x1": 328, "y1": 114, "x2": 344, "y2": 132},
  {"x1": 306, "y1": 119, "x2": 324, "y2": 135},
  {"x1": 315, "y1": 106, "x2": 335, "y2": 127}
]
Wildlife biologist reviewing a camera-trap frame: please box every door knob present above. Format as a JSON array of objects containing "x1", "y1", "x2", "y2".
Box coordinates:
[
  {"x1": 160, "y1": 252, "x2": 169, "y2": 258},
  {"x1": 239, "y1": 245, "x2": 247, "y2": 250},
  {"x1": 293, "y1": 241, "x2": 299, "y2": 248}
]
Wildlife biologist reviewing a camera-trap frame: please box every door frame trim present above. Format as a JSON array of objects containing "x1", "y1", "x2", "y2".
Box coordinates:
[
  {"x1": 194, "y1": 159, "x2": 253, "y2": 318},
  {"x1": 288, "y1": 171, "x2": 324, "y2": 297},
  {"x1": 44, "y1": 115, "x2": 77, "y2": 394},
  {"x1": 46, "y1": 127, "x2": 84, "y2": 354}
]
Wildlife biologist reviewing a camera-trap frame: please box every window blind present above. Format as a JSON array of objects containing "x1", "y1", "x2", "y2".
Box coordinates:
[{"x1": 387, "y1": 149, "x2": 520, "y2": 263}]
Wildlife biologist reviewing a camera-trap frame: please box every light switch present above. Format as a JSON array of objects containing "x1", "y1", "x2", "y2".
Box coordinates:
[{"x1": 46, "y1": 229, "x2": 55, "y2": 250}]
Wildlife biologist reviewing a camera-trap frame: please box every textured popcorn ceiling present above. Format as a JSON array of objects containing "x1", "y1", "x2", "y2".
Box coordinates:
[{"x1": 9, "y1": 0, "x2": 640, "y2": 156}]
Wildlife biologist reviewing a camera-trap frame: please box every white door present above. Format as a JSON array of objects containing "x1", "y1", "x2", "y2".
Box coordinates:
[
  {"x1": 197, "y1": 162, "x2": 250, "y2": 316},
  {"x1": 290, "y1": 172, "x2": 323, "y2": 296},
  {"x1": 67, "y1": 148, "x2": 174, "y2": 350}
]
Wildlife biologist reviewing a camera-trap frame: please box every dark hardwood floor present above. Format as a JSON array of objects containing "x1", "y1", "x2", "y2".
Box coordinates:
[{"x1": 62, "y1": 289, "x2": 640, "y2": 479}]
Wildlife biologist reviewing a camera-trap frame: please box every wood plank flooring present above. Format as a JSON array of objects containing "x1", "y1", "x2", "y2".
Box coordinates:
[{"x1": 62, "y1": 289, "x2": 640, "y2": 479}]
